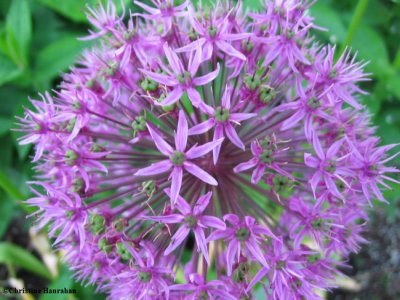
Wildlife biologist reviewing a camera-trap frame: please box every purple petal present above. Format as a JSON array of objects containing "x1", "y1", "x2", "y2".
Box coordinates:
[
  {"x1": 251, "y1": 164, "x2": 266, "y2": 184},
  {"x1": 247, "y1": 267, "x2": 269, "y2": 291},
  {"x1": 186, "y1": 138, "x2": 224, "y2": 160},
  {"x1": 281, "y1": 110, "x2": 306, "y2": 131},
  {"x1": 216, "y1": 41, "x2": 246, "y2": 60},
  {"x1": 221, "y1": 87, "x2": 231, "y2": 109},
  {"x1": 304, "y1": 153, "x2": 320, "y2": 168},
  {"x1": 186, "y1": 87, "x2": 202, "y2": 107},
  {"x1": 164, "y1": 188, "x2": 191, "y2": 215},
  {"x1": 224, "y1": 214, "x2": 240, "y2": 225},
  {"x1": 188, "y1": 118, "x2": 215, "y2": 136},
  {"x1": 221, "y1": 32, "x2": 253, "y2": 41},
  {"x1": 175, "y1": 38, "x2": 206, "y2": 53},
  {"x1": 164, "y1": 225, "x2": 190, "y2": 255},
  {"x1": 188, "y1": 47, "x2": 202, "y2": 77},
  {"x1": 230, "y1": 113, "x2": 257, "y2": 123},
  {"x1": 198, "y1": 215, "x2": 226, "y2": 230},
  {"x1": 193, "y1": 191, "x2": 212, "y2": 215},
  {"x1": 226, "y1": 239, "x2": 239, "y2": 276},
  {"x1": 225, "y1": 123, "x2": 245, "y2": 150},
  {"x1": 233, "y1": 158, "x2": 258, "y2": 173},
  {"x1": 246, "y1": 240, "x2": 268, "y2": 267},
  {"x1": 312, "y1": 133, "x2": 325, "y2": 160},
  {"x1": 207, "y1": 228, "x2": 234, "y2": 242},
  {"x1": 135, "y1": 160, "x2": 172, "y2": 176},
  {"x1": 324, "y1": 174, "x2": 343, "y2": 199},
  {"x1": 309, "y1": 171, "x2": 322, "y2": 197},
  {"x1": 192, "y1": 64, "x2": 220, "y2": 86},
  {"x1": 157, "y1": 87, "x2": 183, "y2": 106},
  {"x1": 144, "y1": 214, "x2": 184, "y2": 224},
  {"x1": 213, "y1": 124, "x2": 224, "y2": 165},
  {"x1": 140, "y1": 69, "x2": 178, "y2": 86},
  {"x1": 163, "y1": 43, "x2": 184, "y2": 74},
  {"x1": 183, "y1": 161, "x2": 218, "y2": 186},
  {"x1": 170, "y1": 167, "x2": 183, "y2": 204},
  {"x1": 175, "y1": 110, "x2": 188, "y2": 151},
  {"x1": 203, "y1": 41, "x2": 213, "y2": 61},
  {"x1": 193, "y1": 227, "x2": 210, "y2": 265},
  {"x1": 146, "y1": 125, "x2": 174, "y2": 155},
  {"x1": 326, "y1": 138, "x2": 344, "y2": 159}
]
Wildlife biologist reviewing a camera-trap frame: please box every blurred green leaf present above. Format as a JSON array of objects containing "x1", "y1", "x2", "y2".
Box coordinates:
[
  {"x1": 38, "y1": 0, "x2": 132, "y2": 23},
  {"x1": 0, "y1": 242, "x2": 52, "y2": 280},
  {"x1": 37, "y1": 0, "x2": 91, "y2": 23},
  {"x1": 0, "y1": 169, "x2": 25, "y2": 201},
  {"x1": 0, "y1": 193, "x2": 15, "y2": 239},
  {"x1": 0, "y1": 135, "x2": 12, "y2": 167},
  {"x1": 0, "y1": 116, "x2": 12, "y2": 136},
  {"x1": 350, "y1": 26, "x2": 392, "y2": 77},
  {"x1": 34, "y1": 35, "x2": 90, "y2": 84},
  {"x1": 0, "y1": 53, "x2": 22, "y2": 86},
  {"x1": 40, "y1": 265, "x2": 73, "y2": 300},
  {"x1": 376, "y1": 111, "x2": 400, "y2": 165},
  {"x1": 5, "y1": 0, "x2": 32, "y2": 68},
  {"x1": 310, "y1": 2, "x2": 346, "y2": 44},
  {"x1": 242, "y1": 0, "x2": 263, "y2": 11},
  {"x1": 386, "y1": 76, "x2": 400, "y2": 101},
  {"x1": 364, "y1": 0, "x2": 391, "y2": 26}
]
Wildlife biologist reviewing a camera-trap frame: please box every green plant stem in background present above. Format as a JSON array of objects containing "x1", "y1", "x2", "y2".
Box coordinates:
[{"x1": 338, "y1": 0, "x2": 369, "y2": 57}]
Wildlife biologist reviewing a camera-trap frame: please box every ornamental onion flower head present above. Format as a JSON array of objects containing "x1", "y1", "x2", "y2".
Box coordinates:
[{"x1": 17, "y1": 0, "x2": 399, "y2": 299}]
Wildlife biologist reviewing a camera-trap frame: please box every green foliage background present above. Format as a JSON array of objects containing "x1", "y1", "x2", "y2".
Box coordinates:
[{"x1": 0, "y1": 0, "x2": 398, "y2": 299}]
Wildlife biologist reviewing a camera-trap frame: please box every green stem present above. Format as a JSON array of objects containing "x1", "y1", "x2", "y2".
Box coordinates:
[{"x1": 338, "y1": 0, "x2": 369, "y2": 57}]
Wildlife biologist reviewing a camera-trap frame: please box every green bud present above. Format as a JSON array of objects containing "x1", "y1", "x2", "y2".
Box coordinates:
[
  {"x1": 116, "y1": 242, "x2": 132, "y2": 261},
  {"x1": 141, "y1": 180, "x2": 156, "y2": 197},
  {"x1": 98, "y1": 238, "x2": 112, "y2": 254},
  {"x1": 259, "y1": 85, "x2": 276, "y2": 104},
  {"x1": 170, "y1": 151, "x2": 185, "y2": 166},
  {"x1": 235, "y1": 227, "x2": 250, "y2": 241},
  {"x1": 71, "y1": 177, "x2": 85, "y2": 194},
  {"x1": 90, "y1": 214, "x2": 106, "y2": 235},
  {"x1": 244, "y1": 74, "x2": 261, "y2": 91},
  {"x1": 138, "y1": 271, "x2": 152, "y2": 282},
  {"x1": 140, "y1": 78, "x2": 159, "y2": 92},
  {"x1": 66, "y1": 118, "x2": 76, "y2": 132},
  {"x1": 259, "y1": 149, "x2": 274, "y2": 164},
  {"x1": 214, "y1": 107, "x2": 230, "y2": 122},
  {"x1": 65, "y1": 150, "x2": 78, "y2": 165},
  {"x1": 184, "y1": 215, "x2": 197, "y2": 229}
]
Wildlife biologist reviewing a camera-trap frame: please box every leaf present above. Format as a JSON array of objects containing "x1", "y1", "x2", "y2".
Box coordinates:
[
  {"x1": 5, "y1": 0, "x2": 31, "y2": 68},
  {"x1": 38, "y1": 0, "x2": 132, "y2": 23},
  {"x1": 37, "y1": 0, "x2": 92, "y2": 23},
  {"x1": 0, "y1": 193, "x2": 15, "y2": 239},
  {"x1": 0, "y1": 117, "x2": 12, "y2": 136},
  {"x1": 40, "y1": 265, "x2": 73, "y2": 300},
  {"x1": 0, "y1": 242, "x2": 53, "y2": 280},
  {"x1": 350, "y1": 26, "x2": 393, "y2": 78},
  {"x1": 375, "y1": 111, "x2": 400, "y2": 165},
  {"x1": 386, "y1": 76, "x2": 400, "y2": 101},
  {"x1": 0, "y1": 53, "x2": 22, "y2": 86},
  {"x1": 0, "y1": 169, "x2": 25, "y2": 202},
  {"x1": 242, "y1": 0, "x2": 263, "y2": 11},
  {"x1": 33, "y1": 35, "x2": 91, "y2": 84},
  {"x1": 310, "y1": 2, "x2": 347, "y2": 44}
]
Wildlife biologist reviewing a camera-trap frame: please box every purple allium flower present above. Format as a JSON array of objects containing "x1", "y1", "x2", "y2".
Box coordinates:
[{"x1": 17, "y1": 0, "x2": 399, "y2": 299}]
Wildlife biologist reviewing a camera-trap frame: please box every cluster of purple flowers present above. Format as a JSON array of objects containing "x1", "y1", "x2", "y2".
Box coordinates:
[{"x1": 17, "y1": 0, "x2": 399, "y2": 299}]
